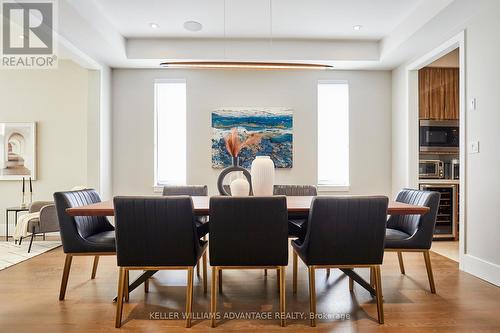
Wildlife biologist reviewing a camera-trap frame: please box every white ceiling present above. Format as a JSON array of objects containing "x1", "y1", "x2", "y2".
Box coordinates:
[
  {"x1": 59, "y1": 0, "x2": 463, "y2": 69},
  {"x1": 95, "y1": 0, "x2": 424, "y2": 40}
]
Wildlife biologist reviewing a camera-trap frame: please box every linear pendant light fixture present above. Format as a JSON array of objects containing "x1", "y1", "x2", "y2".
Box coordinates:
[
  {"x1": 160, "y1": 0, "x2": 333, "y2": 70},
  {"x1": 160, "y1": 61, "x2": 333, "y2": 70}
]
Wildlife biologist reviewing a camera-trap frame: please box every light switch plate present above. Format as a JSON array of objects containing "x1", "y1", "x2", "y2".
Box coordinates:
[
  {"x1": 470, "y1": 98, "x2": 477, "y2": 111},
  {"x1": 470, "y1": 141, "x2": 480, "y2": 154}
]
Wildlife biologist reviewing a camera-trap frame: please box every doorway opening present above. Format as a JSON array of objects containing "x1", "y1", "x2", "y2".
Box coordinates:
[{"x1": 406, "y1": 32, "x2": 465, "y2": 265}]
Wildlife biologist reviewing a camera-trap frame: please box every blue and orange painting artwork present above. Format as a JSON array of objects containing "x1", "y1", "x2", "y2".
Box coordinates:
[{"x1": 212, "y1": 107, "x2": 293, "y2": 168}]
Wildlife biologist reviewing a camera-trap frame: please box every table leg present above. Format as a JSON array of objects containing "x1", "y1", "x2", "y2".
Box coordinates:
[
  {"x1": 113, "y1": 270, "x2": 158, "y2": 302},
  {"x1": 340, "y1": 269, "x2": 376, "y2": 296}
]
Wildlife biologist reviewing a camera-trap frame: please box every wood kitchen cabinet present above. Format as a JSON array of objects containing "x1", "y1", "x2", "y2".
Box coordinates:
[{"x1": 419, "y1": 67, "x2": 459, "y2": 120}]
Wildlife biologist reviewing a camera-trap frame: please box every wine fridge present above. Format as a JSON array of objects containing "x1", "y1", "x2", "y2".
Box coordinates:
[{"x1": 419, "y1": 183, "x2": 458, "y2": 240}]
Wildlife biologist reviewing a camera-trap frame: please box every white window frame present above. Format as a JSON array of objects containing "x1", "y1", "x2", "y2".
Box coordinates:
[
  {"x1": 153, "y1": 79, "x2": 187, "y2": 191},
  {"x1": 317, "y1": 80, "x2": 350, "y2": 192}
]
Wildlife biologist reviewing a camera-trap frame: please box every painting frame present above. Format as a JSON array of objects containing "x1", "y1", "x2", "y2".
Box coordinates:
[
  {"x1": 0, "y1": 122, "x2": 37, "y2": 181},
  {"x1": 211, "y1": 107, "x2": 293, "y2": 169}
]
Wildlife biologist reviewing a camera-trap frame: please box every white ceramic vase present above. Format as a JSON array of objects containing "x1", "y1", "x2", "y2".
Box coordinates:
[
  {"x1": 251, "y1": 156, "x2": 275, "y2": 196},
  {"x1": 230, "y1": 177, "x2": 250, "y2": 196}
]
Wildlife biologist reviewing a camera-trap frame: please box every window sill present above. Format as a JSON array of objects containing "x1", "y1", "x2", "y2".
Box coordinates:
[
  {"x1": 155, "y1": 185, "x2": 350, "y2": 194},
  {"x1": 153, "y1": 185, "x2": 164, "y2": 193},
  {"x1": 317, "y1": 185, "x2": 351, "y2": 193}
]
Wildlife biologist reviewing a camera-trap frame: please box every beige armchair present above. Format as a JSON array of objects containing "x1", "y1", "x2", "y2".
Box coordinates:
[{"x1": 18, "y1": 201, "x2": 59, "y2": 253}]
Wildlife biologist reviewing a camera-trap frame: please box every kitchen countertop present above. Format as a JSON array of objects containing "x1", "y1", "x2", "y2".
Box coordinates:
[{"x1": 419, "y1": 179, "x2": 460, "y2": 185}]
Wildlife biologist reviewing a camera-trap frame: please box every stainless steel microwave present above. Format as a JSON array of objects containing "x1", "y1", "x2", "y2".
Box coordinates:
[
  {"x1": 419, "y1": 160, "x2": 444, "y2": 179},
  {"x1": 419, "y1": 120, "x2": 459, "y2": 152}
]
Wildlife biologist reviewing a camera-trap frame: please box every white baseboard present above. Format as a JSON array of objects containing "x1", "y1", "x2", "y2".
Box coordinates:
[{"x1": 461, "y1": 254, "x2": 500, "y2": 287}]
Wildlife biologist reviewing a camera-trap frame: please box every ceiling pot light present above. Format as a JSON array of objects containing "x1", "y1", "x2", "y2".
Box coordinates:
[
  {"x1": 150, "y1": 23, "x2": 159, "y2": 29},
  {"x1": 353, "y1": 25, "x2": 362, "y2": 31},
  {"x1": 184, "y1": 21, "x2": 203, "y2": 32}
]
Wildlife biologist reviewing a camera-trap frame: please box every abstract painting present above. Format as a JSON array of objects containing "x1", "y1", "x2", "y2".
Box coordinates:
[
  {"x1": 0, "y1": 122, "x2": 36, "y2": 180},
  {"x1": 212, "y1": 107, "x2": 293, "y2": 168}
]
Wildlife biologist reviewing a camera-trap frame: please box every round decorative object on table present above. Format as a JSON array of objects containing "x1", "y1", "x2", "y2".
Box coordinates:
[
  {"x1": 230, "y1": 178, "x2": 250, "y2": 196},
  {"x1": 251, "y1": 156, "x2": 275, "y2": 196},
  {"x1": 217, "y1": 157, "x2": 252, "y2": 196}
]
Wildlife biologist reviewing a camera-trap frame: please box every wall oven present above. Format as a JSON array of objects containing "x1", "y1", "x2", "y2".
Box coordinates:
[{"x1": 419, "y1": 120, "x2": 459, "y2": 152}]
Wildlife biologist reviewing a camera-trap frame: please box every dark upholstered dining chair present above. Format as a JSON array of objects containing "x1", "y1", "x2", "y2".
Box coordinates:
[
  {"x1": 384, "y1": 189, "x2": 440, "y2": 293},
  {"x1": 209, "y1": 196, "x2": 288, "y2": 327},
  {"x1": 292, "y1": 196, "x2": 389, "y2": 325},
  {"x1": 261, "y1": 185, "x2": 317, "y2": 277},
  {"x1": 162, "y1": 185, "x2": 209, "y2": 282},
  {"x1": 53, "y1": 189, "x2": 116, "y2": 300},
  {"x1": 113, "y1": 196, "x2": 207, "y2": 328},
  {"x1": 162, "y1": 185, "x2": 209, "y2": 237},
  {"x1": 273, "y1": 184, "x2": 318, "y2": 238}
]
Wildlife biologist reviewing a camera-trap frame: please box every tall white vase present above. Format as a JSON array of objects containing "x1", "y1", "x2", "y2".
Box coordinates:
[{"x1": 251, "y1": 156, "x2": 275, "y2": 196}]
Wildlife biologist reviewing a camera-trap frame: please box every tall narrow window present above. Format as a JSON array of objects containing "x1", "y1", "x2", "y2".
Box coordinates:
[
  {"x1": 317, "y1": 81, "x2": 349, "y2": 188},
  {"x1": 154, "y1": 79, "x2": 186, "y2": 185}
]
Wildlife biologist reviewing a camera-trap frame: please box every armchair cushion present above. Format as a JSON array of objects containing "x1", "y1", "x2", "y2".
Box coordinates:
[
  {"x1": 385, "y1": 228, "x2": 411, "y2": 245},
  {"x1": 86, "y1": 230, "x2": 116, "y2": 252},
  {"x1": 288, "y1": 219, "x2": 307, "y2": 238}
]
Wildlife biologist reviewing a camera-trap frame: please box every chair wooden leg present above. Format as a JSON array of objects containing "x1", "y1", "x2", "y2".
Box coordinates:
[
  {"x1": 349, "y1": 277, "x2": 354, "y2": 292},
  {"x1": 218, "y1": 269, "x2": 223, "y2": 294},
  {"x1": 115, "y1": 267, "x2": 126, "y2": 328},
  {"x1": 59, "y1": 254, "x2": 73, "y2": 300},
  {"x1": 202, "y1": 251, "x2": 208, "y2": 294},
  {"x1": 308, "y1": 266, "x2": 316, "y2": 327},
  {"x1": 373, "y1": 265, "x2": 384, "y2": 324},
  {"x1": 91, "y1": 256, "x2": 99, "y2": 279},
  {"x1": 276, "y1": 269, "x2": 280, "y2": 293},
  {"x1": 370, "y1": 267, "x2": 375, "y2": 288},
  {"x1": 397, "y1": 252, "x2": 405, "y2": 275},
  {"x1": 326, "y1": 268, "x2": 330, "y2": 278},
  {"x1": 211, "y1": 267, "x2": 218, "y2": 328},
  {"x1": 292, "y1": 250, "x2": 298, "y2": 294},
  {"x1": 185, "y1": 267, "x2": 194, "y2": 328},
  {"x1": 264, "y1": 269, "x2": 268, "y2": 276},
  {"x1": 279, "y1": 266, "x2": 286, "y2": 327},
  {"x1": 423, "y1": 250, "x2": 436, "y2": 293},
  {"x1": 124, "y1": 270, "x2": 130, "y2": 302},
  {"x1": 144, "y1": 277, "x2": 149, "y2": 293},
  {"x1": 196, "y1": 260, "x2": 201, "y2": 277}
]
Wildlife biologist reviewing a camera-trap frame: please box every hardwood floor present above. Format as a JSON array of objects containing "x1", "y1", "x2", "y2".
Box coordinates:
[{"x1": 1, "y1": 246, "x2": 499, "y2": 332}]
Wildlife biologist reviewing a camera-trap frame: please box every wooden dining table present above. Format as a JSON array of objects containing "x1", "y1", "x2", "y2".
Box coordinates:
[
  {"x1": 66, "y1": 196, "x2": 429, "y2": 301},
  {"x1": 66, "y1": 195, "x2": 430, "y2": 217}
]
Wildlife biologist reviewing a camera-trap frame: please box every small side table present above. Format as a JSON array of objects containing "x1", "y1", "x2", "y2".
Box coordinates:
[{"x1": 5, "y1": 207, "x2": 29, "y2": 242}]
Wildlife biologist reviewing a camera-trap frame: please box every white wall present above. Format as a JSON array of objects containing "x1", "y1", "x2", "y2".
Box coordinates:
[
  {"x1": 0, "y1": 60, "x2": 96, "y2": 236},
  {"x1": 392, "y1": 0, "x2": 500, "y2": 285},
  {"x1": 462, "y1": 1, "x2": 500, "y2": 284},
  {"x1": 112, "y1": 69, "x2": 392, "y2": 197},
  {"x1": 391, "y1": 66, "x2": 409, "y2": 196}
]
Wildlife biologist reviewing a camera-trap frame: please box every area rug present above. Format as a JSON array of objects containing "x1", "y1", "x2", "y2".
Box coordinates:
[{"x1": 0, "y1": 240, "x2": 61, "y2": 270}]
